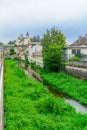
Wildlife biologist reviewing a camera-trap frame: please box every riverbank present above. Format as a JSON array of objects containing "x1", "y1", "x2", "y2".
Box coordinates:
[
  {"x1": 29, "y1": 63, "x2": 87, "y2": 106},
  {"x1": 18, "y1": 62, "x2": 87, "y2": 114},
  {"x1": 4, "y1": 59, "x2": 87, "y2": 129},
  {"x1": 42, "y1": 72, "x2": 87, "y2": 106}
]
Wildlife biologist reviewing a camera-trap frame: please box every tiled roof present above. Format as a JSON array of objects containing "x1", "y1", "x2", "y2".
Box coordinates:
[{"x1": 70, "y1": 35, "x2": 87, "y2": 46}]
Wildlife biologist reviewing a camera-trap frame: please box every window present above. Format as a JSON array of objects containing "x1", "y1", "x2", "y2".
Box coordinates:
[
  {"x1": 77, "y1": 49, "x2": 81, "y2": 54},
  {"x1": 72, "y1": 49, "x2": 76, "y2": 54}
]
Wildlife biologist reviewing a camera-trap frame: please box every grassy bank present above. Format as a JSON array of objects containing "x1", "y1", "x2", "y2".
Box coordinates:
[
  {"x1": 42, "y1": 72, "x2": 87, "y2": 106},
  {"x1": 4, "y1": 59, "x2": 87, "y2": 130}
]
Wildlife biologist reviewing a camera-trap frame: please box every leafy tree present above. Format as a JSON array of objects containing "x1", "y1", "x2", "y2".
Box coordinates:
[
  {"x1": 10, "y1": 48, "x2": 15, "y2": 55},
  {"x1": 0, "y1": 42, "x2": 3, "y2": 45},
  {"x1": 8, "y1": 40, "x2": 16, "y2": 45},
  {"x1": 41, "y1": 27, "x2": 66, "y2": 72},
  {"x1": 30, "y1": 35, "x2": 41, "y2": 42}
]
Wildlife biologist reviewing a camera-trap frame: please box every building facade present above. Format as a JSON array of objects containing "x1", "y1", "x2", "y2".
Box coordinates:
[
  {"x1": 28, "y1": 42, "x2": 43, "y2": 67},
  {"x1": 64, "y1": 34, "x2": 87, "y2": 61}
]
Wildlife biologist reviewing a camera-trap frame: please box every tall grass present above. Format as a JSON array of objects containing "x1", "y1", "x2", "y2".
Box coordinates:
[
  {"x1": 42, "y1": 72, "x2": 87, "y2": 106},
  {"x1": 4, "y1": 59, "x2": 87, "y2": 130}
]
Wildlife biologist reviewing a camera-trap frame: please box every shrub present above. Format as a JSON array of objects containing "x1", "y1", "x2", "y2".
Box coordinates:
[{"x1": 69, "y1": 56, "x2": 80, "y2": 61}]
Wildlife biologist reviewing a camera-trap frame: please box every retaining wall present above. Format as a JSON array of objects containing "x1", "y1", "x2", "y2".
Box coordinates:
[
  {"x1": 66, "y1": 66, "x2": 87, "y2": 80},
  {"x1": 69, "y1": 61, "x2": 87, "y2": 68}
]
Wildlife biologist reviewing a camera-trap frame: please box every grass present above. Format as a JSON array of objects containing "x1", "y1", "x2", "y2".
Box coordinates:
[
  {"x1": 42, "y1": 72, "x2": 87, "y2": 106},
  {"x1": 4, "y1": 59, "x2": 87, "y2": 130}
]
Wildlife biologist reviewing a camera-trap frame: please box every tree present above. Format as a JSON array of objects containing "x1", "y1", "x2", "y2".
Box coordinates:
[
  {"x1": 8, "y1": 40, "x2": 15, "y2": 45},
  {"x1": 10, "y1": 48, "x2": 15, "y2": 55},
  {"x1": 41, "y1": 27, "x2": 66, "y2": 72},
  {"x1": 30, "y1": 35, "x2": 41, "y2": 42},
  {"x1": 0, "y1": 42, "x2": 3, "y2": 45}
]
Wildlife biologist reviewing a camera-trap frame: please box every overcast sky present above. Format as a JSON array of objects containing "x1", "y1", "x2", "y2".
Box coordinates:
[{"x1": 0, "y1": 0, "x2": 87, "y2": 44}]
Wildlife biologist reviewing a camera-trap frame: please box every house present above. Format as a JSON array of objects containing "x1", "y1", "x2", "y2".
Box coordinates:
[
  {"x1": 28, "y1": 42, "x2": 43, "y2": 67},
  {"x1": 32, "y1": 52, "x2": 43, "y2": 67},
  {"x1": 64, "y1": 34, "x2": 87, "y2": 61}
]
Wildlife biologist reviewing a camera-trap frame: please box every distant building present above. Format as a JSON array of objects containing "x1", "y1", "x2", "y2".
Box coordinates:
[
  {"x1": 15, "y1": 32, "x2": 31, "y2": 45},
  {"x1": 64, "y1": 34, "x2": 87, "y2": 61},
  {"x1": 28, "y1": 42, "x2": 43, "y2": 67}
]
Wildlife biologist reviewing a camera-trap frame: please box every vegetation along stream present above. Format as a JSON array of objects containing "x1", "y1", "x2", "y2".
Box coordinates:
[{"x1": 18, "y1": 62, "x2": 87, "y2": 114}]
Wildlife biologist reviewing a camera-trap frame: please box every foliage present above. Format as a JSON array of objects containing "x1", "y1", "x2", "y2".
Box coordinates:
[
  {"x1": 42, "y1": 72, "x2": 87, "y2": 106},
  {"x1": 4, "y1": 59, "x2": 87, "y2": 130},
  {"x1": 30, "y1": 35, "x2": 41, "y2": 42},
  {"x1": 69, "y1": 56, "x2": 80, "y2": 61},
  {"x1": 31, "y1": 62, "x2": 46, "y2": 74},
  {"x1": 0, "y1": 41, "x2": 3, "y2": 45},
  {"x1": 24, "y1": 54, "x2": 29, "y2": 68},
  {"x1": 9, "y1": 48, "x2": 15, "y2": 55},
  {"x1": 42, "y1": 27, "x2": 66, "y2": 72},
  {"x1": 8, "y1": 40, "x2": 16, "y2": 45}
]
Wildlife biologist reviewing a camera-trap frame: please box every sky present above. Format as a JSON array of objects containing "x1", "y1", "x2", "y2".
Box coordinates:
[{"x1": 0, "y1": 0, "x2": 87, "y2": 44}]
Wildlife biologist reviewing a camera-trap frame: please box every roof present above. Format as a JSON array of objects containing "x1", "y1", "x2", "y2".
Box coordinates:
[
  {"x1": 33, "y1": 52, "x2": 42, "y2": 56},
  {"x1": 70, "y1": 35, "x2": 87, "y2": 46},
  {"x1": 31, "y1": 42, "x2": 41, "y2": 45}
]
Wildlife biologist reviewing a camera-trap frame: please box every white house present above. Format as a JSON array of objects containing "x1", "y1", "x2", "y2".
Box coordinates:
[
  {"x1": 65, "y1": 34, "x2": 87, "y2": 61},
  {"x1": 28, "y1": 42, "x2": 43, "y2": 67}
]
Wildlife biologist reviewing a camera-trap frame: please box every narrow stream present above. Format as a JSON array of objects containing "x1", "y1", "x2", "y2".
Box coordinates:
[{"x1": 18, "y1": 62, "x2": 87, "y2": 114}]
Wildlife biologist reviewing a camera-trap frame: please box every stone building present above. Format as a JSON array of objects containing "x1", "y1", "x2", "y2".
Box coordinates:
[
  {"x1": 15, "y1": 32, "x2": 43, "y2": 67},
  {"x1": 15, "y1": 32, "x2": 31, "y2": 45}
]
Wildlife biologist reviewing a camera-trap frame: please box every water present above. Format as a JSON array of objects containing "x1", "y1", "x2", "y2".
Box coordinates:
[
  {"x1": 65, "y1": 99, "x2": 87, "y2": 114},
  {"x1": 19, "y1": 62, "x2": 87, "y2": 114}
]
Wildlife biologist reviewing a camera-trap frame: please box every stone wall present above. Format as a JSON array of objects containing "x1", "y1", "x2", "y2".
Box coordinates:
[
  {"x1": 69, "y1": 61, "x2": 87, "y2": 68},
  {"x1": 66, "y1": 66, "x2": 87, "y2": 80}
]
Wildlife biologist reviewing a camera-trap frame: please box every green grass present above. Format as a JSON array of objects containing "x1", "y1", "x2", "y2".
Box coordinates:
[
  {"x1": 4, "y1": 59, "x2": 87, "y2": 130},
  {"x1": 42, "y1": 72, "x2": 87, "y2": 106}
]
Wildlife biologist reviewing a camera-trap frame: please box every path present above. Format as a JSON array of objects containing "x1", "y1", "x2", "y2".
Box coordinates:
[{"x1": 0, "y1": 62, "x2": 4, "y2": 130}]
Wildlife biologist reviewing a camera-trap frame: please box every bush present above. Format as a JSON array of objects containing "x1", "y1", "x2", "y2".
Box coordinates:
[{"x1": 69, "y1": 56, "x2": 80, "y2": 61}]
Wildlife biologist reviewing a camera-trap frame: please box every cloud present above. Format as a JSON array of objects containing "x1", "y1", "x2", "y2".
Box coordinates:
[
  {"x1": 0, "y1": 0, "x2": 87, "y2": 43},
  {"x1": 0, "y1": 0, "x2": 87, "y2": 25}
]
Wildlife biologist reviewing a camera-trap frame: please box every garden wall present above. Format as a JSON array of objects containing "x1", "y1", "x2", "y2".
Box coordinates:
[
  {"x1": 69, "y1": 61, "x2": 87, "y2": 68},
  {"x1": 66, "y1": 66, "x2": 87, "y2": 80}
]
